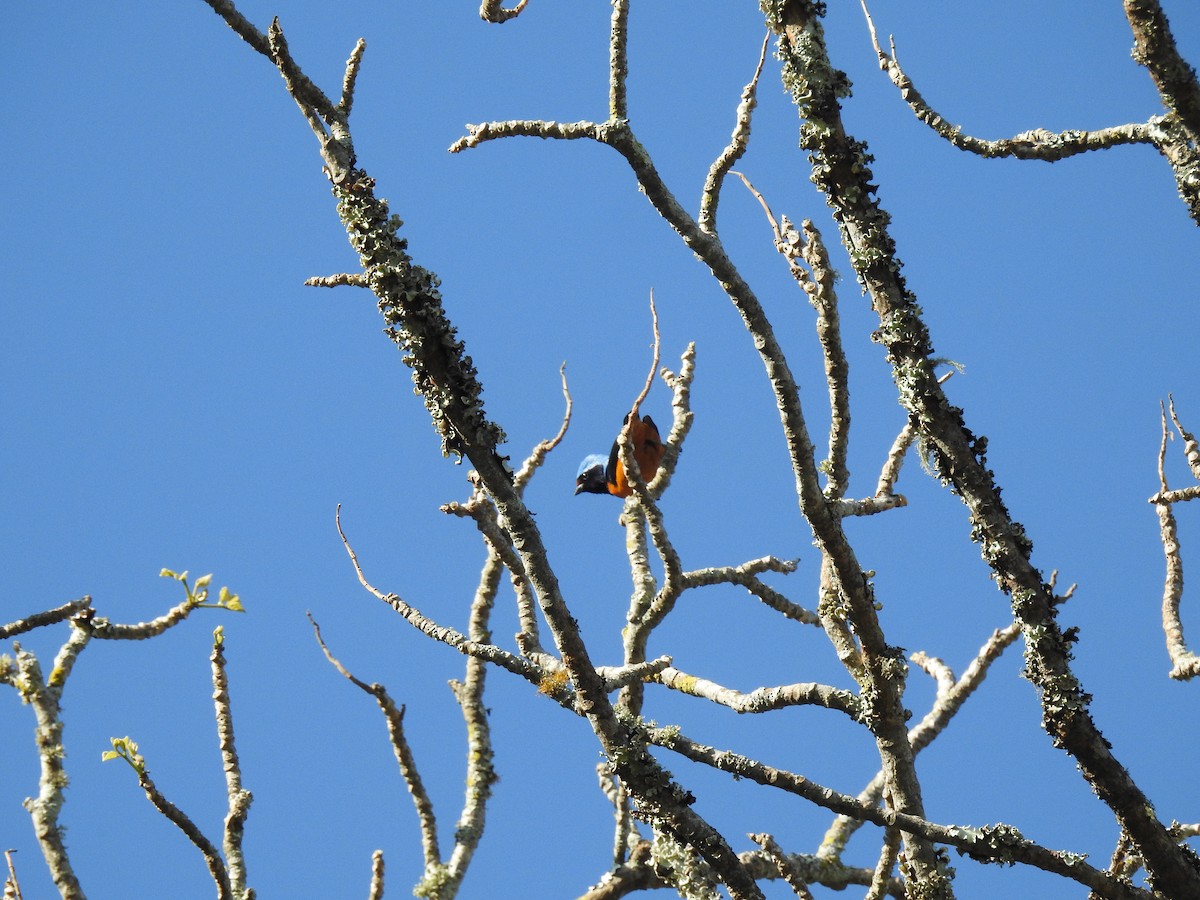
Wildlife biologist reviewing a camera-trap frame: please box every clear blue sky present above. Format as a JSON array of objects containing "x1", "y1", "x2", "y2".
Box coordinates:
[{"x1": 4, "y1": 3, "x2": 1200, "y2": 898}]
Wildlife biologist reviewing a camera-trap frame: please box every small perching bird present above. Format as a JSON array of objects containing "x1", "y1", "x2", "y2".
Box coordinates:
[
  {"x1": 575, "y1": 412, "x2": 665, "y2": 498},
  {"x1": 576, "y1": 290, "x2": 666, "y2": 499}
]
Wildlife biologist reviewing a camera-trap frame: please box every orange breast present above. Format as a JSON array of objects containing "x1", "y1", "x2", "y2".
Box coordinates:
[{"x1": 609, "y1": 414, "x2": 665, "y2": 497}]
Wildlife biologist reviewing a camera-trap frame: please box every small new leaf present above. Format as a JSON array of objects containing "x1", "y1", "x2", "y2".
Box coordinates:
[
  {"x1": 218, "y1": 586, "x2": 245, "y2": 612},
  {"x1": 102, "y1": 736, "x2": 146, "y2": 775}
]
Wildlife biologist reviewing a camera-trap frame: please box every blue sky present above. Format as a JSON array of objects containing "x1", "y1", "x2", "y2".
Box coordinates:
[{"x1": 4, "y1": 2, "x2": 1200, "y2": 898}]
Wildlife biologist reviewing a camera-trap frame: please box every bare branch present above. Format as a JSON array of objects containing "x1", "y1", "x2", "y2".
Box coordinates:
[
  {"x1": 211, "y1": 629, "x2": 253, "y2": 897},
  {"x1": 308, "y1": 614, "x2": 442, "y2": 874},
  {"x1": 135, "y1": 765, "x2": 233, "y2": 900},
  {"x1": 765, "y1": 3, "x2": 1197, "y2": 888},
  {"x1": 800, "y1": 219, "x2": 851, "y2": 499},
  {"x1": 865, "y1": 827, "x2": 903, "y2": 900},
  {"x1": 339, "y1": 38, "x2": 366, "y2": 115},
  {"x1": 700, "y1": 33, "x2": 770, "y2": 235},
  {"x1": 443, "y1": 552, "x2": 502, "y2": 892},
  {"x1": 820, "y1": 622, "x2": 1022, "y2": 858},
  {"x1": 609, "y1": 0, "x2": 629, "y2": 120},
  {"x1": 679, "y1": 557, "x2": 819, "y2": 626},
  {"x1": 449, "y1": 118, "x2": 608, "y2": 153},
  {"x1": 335, "y1": 506, "x2": 554, "y2": 687},
  {"x1": 512, "y1": 362, "x2": 571, "y2": 493},
  {"x1": 87, "y1": 596, "x2": 201, "y2": 640},
  {"x1": 442, "y1": 485, "x2": 544, "y2": 655},
  {"x1": 8, "y1": 645, "x2": 84, "y2": 899},
  {"x1": 859, "y1": 0, "x2": 1156, "y2": 162},
  {"x1": 748, "y1": 833, "x2": 815, "y2": 900},
  {"x1": 654, "y1": 666, "x2": 863, "y2": 718},
  {"x1": 0, "y1": 597, "x2": 91, "y2": 640},
  {"x1": 630, "y1": 291, "x2": 660, "y2": 418},
  {"x1": 479, "y1": 0, "x2": 529, "y2": 23},
  {"x1": 1125, "y1": 0, "x2": 1200, "y2": 223},
  {"x1": 651, "y1": 725, "x2": 1153, "y2": 900},
  {"x1": 368, "y1": 850, "x2": 384, "y2": 900},
  {"x1": 1151, "y1": 402, "x2": 1200, "y2": 680},
  {"x1": 4, "y1": 849, "x2": 23, "y2": 900},
  {"x1": 1169, "y1": 394, "x2": 1200, "y2": 479},
  {"x1": 304, "y1": 272, "x2": 370, "y2": 288}
]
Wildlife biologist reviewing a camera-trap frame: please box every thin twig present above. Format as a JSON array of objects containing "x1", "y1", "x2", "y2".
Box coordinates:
[
  {"x1": 3, "y1": 849, "x2": 22, "y2": 900},
  {"x1": 513, "y1": 362, "x2": 572, "y2": 493},
  {"x1": 1152, "y1": 402, "x2": 1200, "y2": 679},
  {"x1": 700, "y1": 33, "x2": 770, "y2": 235},
  {"x1": 308, "y1": 614, "x2": 442, "y2": 868}
]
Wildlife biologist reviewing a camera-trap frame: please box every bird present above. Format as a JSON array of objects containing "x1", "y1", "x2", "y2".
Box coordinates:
[{"x1": 575, "y1": 413, "x2": 665, "y2": 497}]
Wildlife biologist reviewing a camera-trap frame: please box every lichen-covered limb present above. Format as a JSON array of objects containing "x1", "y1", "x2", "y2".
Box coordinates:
[
  {"x1": 0, "y1": 597, "x2": 91, "y2": 640},
  {"x1": 458, "y1": 113, "x2": 902, "y2": 835},
  {"x1": 699, "y1": 33, "x2": 770, "y2": 235},
  {"x1": 304, "y1": 272, "x2": 370, "y2": 288},
  {"x1": 748, "y1": 833, "x2": 815, "y2": 900},
  {"x1": 7, "y1": 644, "x2": 85, "y2": 899},
  {"x1": 859, "y1": 0, "x2": 1155, "y2": 163},
  {"x1": 211, "y1": 631, "x2": 253, "y2": 897},
  {"x1": 555, "y1": 105, "x2": 935, "y2": 887},
  {"x1": 309, "y1": 615, "x2": 443, "y2": 877},
  {"x1": 479, "y1": 0, "x2": 528, "y2": 23},
  {"x1": 650, "y1": 725, "x2": 1153, "y2": 900},
  {"x1": 135, "y1": 765, "x2": 234, "y2": 900},
  {"x1": 580, "y1": 843, "x2": 903, "y2": 900},
  {"x1": 1151, "y1": 401, "x2": 1200, "y2": 680},
  {"x1": 654, "y1": 666, "x2": 863, "y2": 718},
  {"x1": 1125, "y1": 0, "x2": 1200, "y2": 224},
  {"x1": 205, "y1": 7, "x2": 762, "y2": 894},
  {"x1": 820, "y1": 623, "x2": 1022, "y2": 857},
  {"x1": 765, "y1": 3, "x2": 1200, "y2": 892},
  {"x1": 87, "y1": 595, "x2": 202, "y2": 641},
  {"x1": 449, "y1": 119, "x2": 609, "y2": 153}
]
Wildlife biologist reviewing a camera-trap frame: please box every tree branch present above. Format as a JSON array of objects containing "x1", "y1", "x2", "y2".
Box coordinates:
[
  {"x1": 764, "y1": 2, "x2": 1200, "y2": 892},
  {"x1": 858, "y1": 0, "x2": 1156, "y2": 162}
]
